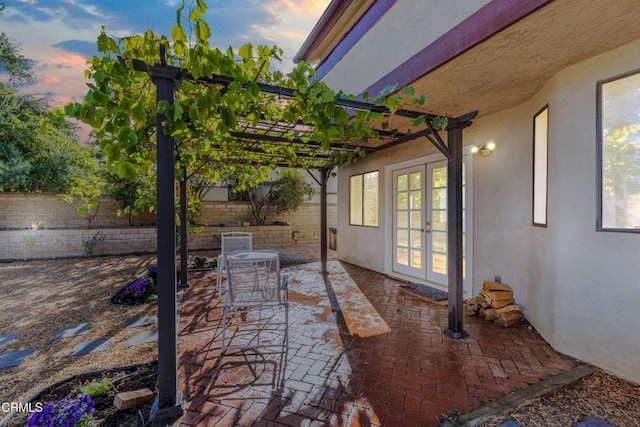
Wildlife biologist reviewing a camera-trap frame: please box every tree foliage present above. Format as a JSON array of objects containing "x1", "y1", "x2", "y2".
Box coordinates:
[
  {"x1": 104, "y1": 171, "x2": 154, "y2": 226},
  {"x1": 0, "y1": 3, "x2": 100, "y2": 195},
  {"x1": 244, "y1": 169, "x2": 315, "y2": 225},
  {"x1": 0, "y1": 2, "x2": 33, "y2": 87}
]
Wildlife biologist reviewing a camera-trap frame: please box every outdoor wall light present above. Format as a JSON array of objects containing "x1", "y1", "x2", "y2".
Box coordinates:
[{"x1": 470, "y1": 141, "x2": 496, "y2": 156}]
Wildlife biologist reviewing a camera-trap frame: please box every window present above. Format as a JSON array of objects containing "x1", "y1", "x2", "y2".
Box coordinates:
[
  {"x1": 597, "y1": 70, "x2": 640, "y2": 231},
  {"x1": 350, "y1": 171, "x2": 379, "y2": 226},
  {"x1": 533, "y1": 105, "x2": 549, "y2": 227}
]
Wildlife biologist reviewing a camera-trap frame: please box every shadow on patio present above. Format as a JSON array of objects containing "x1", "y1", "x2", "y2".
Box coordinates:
[{"x1": 173, "y1": 254, "x2": 579, "y2": 427}]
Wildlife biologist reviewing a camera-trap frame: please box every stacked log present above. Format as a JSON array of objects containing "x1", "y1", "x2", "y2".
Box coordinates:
[{"x1": 464, "y1": 282, "x2": 524, "y2": 327}]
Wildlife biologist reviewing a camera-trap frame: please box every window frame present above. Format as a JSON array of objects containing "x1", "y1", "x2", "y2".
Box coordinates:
[
  {"x1": 349, "y1": 170, "x2": 379, "y2": 227},
  {"x1": 596, "y1": 68, "x2": 640, "y2": 233},
  {"x1": 532, "y1": 104, "x2": 549, "y2": 227}
]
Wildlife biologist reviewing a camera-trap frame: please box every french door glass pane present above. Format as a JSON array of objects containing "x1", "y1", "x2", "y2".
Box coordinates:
[
  {"x1": 397, "y1": 192, "x2": 408, "y2": 209},
  {"x1": 397, "y1": 248, "x2": 409, "y2": 266},
  {"x1": 411, "y1": 249, "x2": 422, "y2": 268},
  {"x1": 432, "y1": 253, "x2": 446, "y2": 275},
  {"x1": 397, "y1": 229, "x2": 408, "y2": 246},
  {"x1": 397, "y1": 211, "x2": 408, "y2": 228}
]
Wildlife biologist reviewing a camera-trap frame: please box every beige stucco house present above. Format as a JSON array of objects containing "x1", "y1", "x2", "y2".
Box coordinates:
[{"x1": 296, "y1": 0, "x2": 640, "y2": 383}]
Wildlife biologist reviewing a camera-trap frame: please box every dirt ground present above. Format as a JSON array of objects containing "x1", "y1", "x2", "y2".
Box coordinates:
[
  {"x1": 1, "y1": 254, "x2": 639, "y2": 426},
  {"x1": 479, "y1": 369, "x2": 640, "y2": 426},
  {"x1": 0, "y1": 255, "x2": 159, "y2": 405}
]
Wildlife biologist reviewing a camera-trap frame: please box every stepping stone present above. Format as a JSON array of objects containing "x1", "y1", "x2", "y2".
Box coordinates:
[
  {"x1": 51, "y1": 323, "x2": 92, "y2": 340},
  {"x1": 126, "y1": 316, "x2": 157, "y2": 328},
  {"x1": 127, "y1": 329, "x2": 158, "y2": 347},
  {"x1": 68, "y1": 338, "x2": 113, "y2": 357},
  {"x1": 0, "y1": 349, "x2": 35, "y2": 369},
  {"x1": 0, "y1": 333, "x2": 20, "y2": 347},
  {"x1": 499, "y1": 420, "x2": 520, "y2": 427},
  {"x1": 576, "y1": 416, "x2": 613, "y2": 427}
]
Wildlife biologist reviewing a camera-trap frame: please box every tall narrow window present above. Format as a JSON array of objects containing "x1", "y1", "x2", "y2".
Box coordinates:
[
  {"x1": 598, "y1": 70, "x2": 640, "y2": 231},
  {"x1": 350, "y1": 171, "x2": 379, "y2": 226},
  {"x1": 533, "y1": 105, "x2": 549, "y2": 226}
]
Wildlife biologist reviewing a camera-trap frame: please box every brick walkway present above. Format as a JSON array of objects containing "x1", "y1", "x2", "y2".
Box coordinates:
[{"x1": 174, "y1": 249, "x2": 578, "y2": 426}]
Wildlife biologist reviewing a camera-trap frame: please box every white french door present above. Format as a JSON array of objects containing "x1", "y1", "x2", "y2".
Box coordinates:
[
  {"x1": 390, "y1": 157, "x2": 470, "y2": 292},
  {"x1": 392, "y1": 166, "x2": 425, "y2": 278}
]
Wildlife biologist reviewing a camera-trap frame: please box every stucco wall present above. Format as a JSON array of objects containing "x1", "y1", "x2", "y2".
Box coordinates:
[
  {"x1": 337, "y1": 140, "x2": 445, "y2": 272},
  {"x1": 332, "y1": 34, "x2": 640, "y2": 383},
  {"x1": 465, "y1": 39, "x2": 640, "y2": 383},
  {"x1": 321, "y1": 0, "x2": 491, "y2": 95}
]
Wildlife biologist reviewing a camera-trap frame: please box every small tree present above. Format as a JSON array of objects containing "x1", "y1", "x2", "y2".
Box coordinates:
[
  {"x1": 105, "y1": 172, "x2": 154, "y2": 226},
  {"x1": 59, "y1": 175, "x2": 105, "y2": 228},
  {"x1": 246, "y1": 169, "x2": 314, "y2": 225}
]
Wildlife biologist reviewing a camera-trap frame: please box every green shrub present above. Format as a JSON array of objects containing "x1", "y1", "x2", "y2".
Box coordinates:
[{"x1": 80, "y1": 379, "x2": 111, "y2": 398}]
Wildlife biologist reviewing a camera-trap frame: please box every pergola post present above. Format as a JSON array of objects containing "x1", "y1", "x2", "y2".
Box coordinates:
[
  {"x1": 320, "y1": 168, "x2": 329, "y2": 275},
  {"x1": 443, "y1": 124, "x2": 468, "y2": 339},
  {"x1": 179, "y1": 169, "x2": 189, "y2": 289},
  {"x1": 148, "y1": 64, "x2": 184, "y2": 425}
]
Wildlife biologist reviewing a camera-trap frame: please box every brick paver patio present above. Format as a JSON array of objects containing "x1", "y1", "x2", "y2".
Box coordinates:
[{"x1": 173, "y1": 253, "x2": 579, "y2": 426}]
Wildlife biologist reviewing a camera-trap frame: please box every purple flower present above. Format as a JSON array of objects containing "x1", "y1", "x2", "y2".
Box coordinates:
[
  {"x1": 27, "y1": 394, "x2": 94, "y2": 427},
  {"x1": 125, "y1": 277, "x2": 156, "y2": 297},
  {"x1": 148, "y1": 265, "x2": 158, "y2": 275}
]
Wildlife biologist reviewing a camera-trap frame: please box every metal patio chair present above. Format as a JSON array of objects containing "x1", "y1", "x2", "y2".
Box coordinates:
[
  {"x1": 220, "y1": 250, "x2": 289, "y2": 353},
  {"x1": 217, "y1": 232, "x2": 253, "y2": 294}
]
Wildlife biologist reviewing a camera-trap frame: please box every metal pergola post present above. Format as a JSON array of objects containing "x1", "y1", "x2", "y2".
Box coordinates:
[
  {"x1": 320, "y1": 168, "x2": 329, "y2": 275},
  {"x1": 148, "y1": 57, "x2": 184, "y2": 426},
  {"x1": 443, "y1": 123, "x2": 468, "y2": 339},
  {"x1": 179, "y1": 170, "x2": 189, "y2": 289}
]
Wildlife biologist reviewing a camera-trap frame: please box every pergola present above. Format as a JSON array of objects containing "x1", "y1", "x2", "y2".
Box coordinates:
[{"x1": 129, "y1": 50, "x2": 477, "y2": 425}]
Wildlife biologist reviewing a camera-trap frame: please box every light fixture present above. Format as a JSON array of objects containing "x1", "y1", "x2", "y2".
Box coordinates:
[{"x1": 470, "y1": 141, "x2": 496, "y2": 156}]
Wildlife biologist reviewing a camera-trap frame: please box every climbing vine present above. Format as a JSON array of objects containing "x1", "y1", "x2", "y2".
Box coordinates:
[{"x1": 61, "y1": 0, "x2": 443, "y2": 194}]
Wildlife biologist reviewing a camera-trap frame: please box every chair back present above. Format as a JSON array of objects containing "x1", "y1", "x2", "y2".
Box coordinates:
[
  {"x1": 221, "y1": 232, "x2": 252, "y2": 255},
  {"x1": 225, "y1": 250, "x2": 281, "y2": 305}
]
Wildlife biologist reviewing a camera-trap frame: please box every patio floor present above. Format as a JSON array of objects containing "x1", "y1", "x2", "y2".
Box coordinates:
[{"x1": 173, "y1": 250, "x2": 579, "y2": 426}]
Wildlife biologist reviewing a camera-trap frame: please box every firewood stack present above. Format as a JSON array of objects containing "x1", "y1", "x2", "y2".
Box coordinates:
[{"x1": 464, "y1": 281, "x2": 524, "y2": 327}]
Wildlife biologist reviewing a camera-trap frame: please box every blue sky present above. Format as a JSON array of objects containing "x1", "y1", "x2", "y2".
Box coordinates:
[{"x1": 0, "y1": 0, "x2": 328, "y2": 105}]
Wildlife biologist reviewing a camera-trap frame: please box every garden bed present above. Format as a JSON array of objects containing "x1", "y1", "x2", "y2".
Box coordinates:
[{"x1": 3, "y1": 362, "x2": 158, "y2": 427}]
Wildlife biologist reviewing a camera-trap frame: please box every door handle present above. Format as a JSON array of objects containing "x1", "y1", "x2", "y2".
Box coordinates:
[{"x1": 424, "y1": 221, "x2": 431, "y2": 234}]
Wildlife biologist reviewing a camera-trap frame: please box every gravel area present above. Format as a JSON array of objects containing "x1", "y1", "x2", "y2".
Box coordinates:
[
  {"x1": 0, "y1": 255, "x2": 159, "y2": 404},
  {"x1": 479, "y1": 370, "x2": 640, "y2": 426}
]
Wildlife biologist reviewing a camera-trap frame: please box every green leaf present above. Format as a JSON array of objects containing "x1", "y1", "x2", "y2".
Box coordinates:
[
  {"x1": 189, "y1": 7, "x2": 202, "y2": 21},
  {"x1": 173, "y1": 102, "x2": 183, "y2": 121},
  {"x1": 379, "y1": 83, "x2": 398, "y2": 97},
  {"x1": 196, "y1": 21, "x2": 211, "y2": 42},
  {"x1": 412, "y1": 94, "x2": 428, "y2": 105},
  {"x1": 238, "y1": 44, "x2": 253, "y2": 61},
  {"x1": 171, "y1": 24, "x2": 184, "y2": 42},
  {"x1": 386, "y1": 97, "x2": 397, "y2": 113},
  {"x1": 117, "y1": 161, "x2": 137, "y2": 179},
  {"x1": 402, "y1": 86, "x2": 415, "y2": 96}
]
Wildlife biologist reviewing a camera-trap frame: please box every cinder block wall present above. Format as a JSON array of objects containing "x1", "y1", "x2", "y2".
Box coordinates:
[
  {"x1": 0, "y1": 225, "x2": 292, "y2": 260},
  {"x1": 0, "y1": 193, "x2": 336, "y2": 260},
  {"x1": 197, "y1": 202, "x2": 337, "y2": 243},
  {"x1": 0, "y1": 193, "x2": 156, "y2": 229}
]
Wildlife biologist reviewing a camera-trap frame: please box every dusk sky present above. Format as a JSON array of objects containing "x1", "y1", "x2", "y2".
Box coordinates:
[{"x1": 0, "y1": 0, "x2": 329, "y2": 107}]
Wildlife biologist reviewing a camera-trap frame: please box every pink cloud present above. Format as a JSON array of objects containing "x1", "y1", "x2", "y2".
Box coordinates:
[
  {"x1": 49, "y1": 53, "x2": 87, "y2": 66},
  {"x1": 266, "y1": 0, "x2": 328, "y2": 16},
  {"x1": 279, "y1": 31, "x2": 304, "y2": 41}
]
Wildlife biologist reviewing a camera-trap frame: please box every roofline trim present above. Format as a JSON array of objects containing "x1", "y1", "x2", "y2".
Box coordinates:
[{"x1": 293, "y1": 0, "x2": 354, "y2": 64}]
